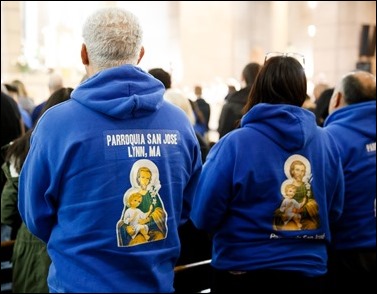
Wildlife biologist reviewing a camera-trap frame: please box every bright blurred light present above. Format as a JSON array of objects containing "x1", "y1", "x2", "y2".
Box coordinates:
[
  {"x1": 308, "y1": 25, "x2": 316, "y2": 37},
  {"x1": 307, "y1": 1, "x2": 318, "y2": 9}
]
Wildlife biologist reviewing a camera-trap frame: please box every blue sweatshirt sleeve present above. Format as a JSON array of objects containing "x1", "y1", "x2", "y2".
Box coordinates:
[
  {"x1": 18, "y1": 130, "x2": 57, "y2": 243},
  {"x1": 180, "y1": 137, "x2": 203, "y2": 226},
  {"x1": 190, "y1": 140, "x2": 233, "y2": 232}
]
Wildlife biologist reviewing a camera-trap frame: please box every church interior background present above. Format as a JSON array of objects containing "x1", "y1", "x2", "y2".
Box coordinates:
[{"x1": 1, "y1": 1, "x2": 376, "y2": 142}]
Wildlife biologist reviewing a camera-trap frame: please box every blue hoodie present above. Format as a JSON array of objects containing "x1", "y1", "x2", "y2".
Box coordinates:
[
  {"x1": 18, "y1": 65, "x2": 202, "y2": 293},
  {"x1": 191, "y1": 103, "x2": 344, "y2": 277},
  {"x1": 324, "y1": 101, "x2": 376, "y2": 250}
]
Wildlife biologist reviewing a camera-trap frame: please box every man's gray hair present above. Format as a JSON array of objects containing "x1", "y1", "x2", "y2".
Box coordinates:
[{"x1": 82, "y1": 7, "x2": 143, "y2": 71}]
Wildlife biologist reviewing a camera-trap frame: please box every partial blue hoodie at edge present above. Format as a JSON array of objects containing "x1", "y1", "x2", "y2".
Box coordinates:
[
  {"x1": 324, "y1": 101, "x2": 376, "y2": 250},
  {"x1": 18, "y1": 65, "x2": 202, "y2": 293},
  {"x1": 190, "y1": 103, "x2": 345, "y2": 277}
]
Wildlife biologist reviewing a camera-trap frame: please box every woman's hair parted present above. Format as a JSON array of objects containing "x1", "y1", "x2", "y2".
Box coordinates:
[{"x1": 242, "y1": 56, "x2": 307, "y2": 114}]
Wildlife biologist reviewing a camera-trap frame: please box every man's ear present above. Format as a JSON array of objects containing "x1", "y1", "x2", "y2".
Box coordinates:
[
  {"x1": 328, "y1": 92, "x2": 342, "y2": 114},
  {"x1": 81, "y1": 44, "x2": 89, "y2": 65},
  {"x1": 333, "y1": 92, "x2": 342, "y2": 109},
  {"x1": 137, "y1": 46, "x2": 145, "y2": 65}
]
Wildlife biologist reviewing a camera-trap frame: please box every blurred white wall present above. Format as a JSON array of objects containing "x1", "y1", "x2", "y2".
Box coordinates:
[{"x1": 1, "y1": 1, "x2": 376, "y2": 138}]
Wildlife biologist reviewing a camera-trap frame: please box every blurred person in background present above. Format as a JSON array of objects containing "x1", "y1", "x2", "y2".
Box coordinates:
[
  {"x1": 192, "y1": 85, "x2": 211, "y2": 140},
  {"x1": 218, "y1": 62, "x2": 261, "y2": 138},
  {"x1": 314, "y1": 88, "x2": 334, "y2": 127},
  {"x1": 11, "y1": 79, "x2": 35, "y2": 115},
  {"x1": 3, "y1": 83, "x2": 32, "y2": 130},
  {"x1": 31, "y1": 72, "x2": 64, "y2": 125}
]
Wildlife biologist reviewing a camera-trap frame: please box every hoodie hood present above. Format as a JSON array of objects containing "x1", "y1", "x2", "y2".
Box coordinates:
[
  {"x1": 324, "y1": 101, "x2": 376, "y2": 139},
  {"x1": 240, "y1": 103, "x2": 317, "y2": 152},
  {"x1": 71, "y1": 65, "x2": 165, "y2": 119}
]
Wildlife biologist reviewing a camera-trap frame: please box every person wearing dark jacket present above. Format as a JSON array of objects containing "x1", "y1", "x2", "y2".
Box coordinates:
[
  {"x1": 192, "y1": 85, "x2": 211, "y2": 139},
  {"x1": 217, "y1": 62, "x2": 261, "y2": 138}
]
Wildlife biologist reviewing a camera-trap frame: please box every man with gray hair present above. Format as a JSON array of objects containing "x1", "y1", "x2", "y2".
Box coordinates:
[
  {"x1": 324, "y1": 70, "x2": 376, "y2": 292},
  {"x1": 18, "y1": 7, "x2": 202, "y2": 293}
]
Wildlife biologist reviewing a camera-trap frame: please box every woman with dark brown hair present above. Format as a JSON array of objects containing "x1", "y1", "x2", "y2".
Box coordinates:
[{"x1": 191, "y1": 53, "x2": 344, "y2": 293}]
